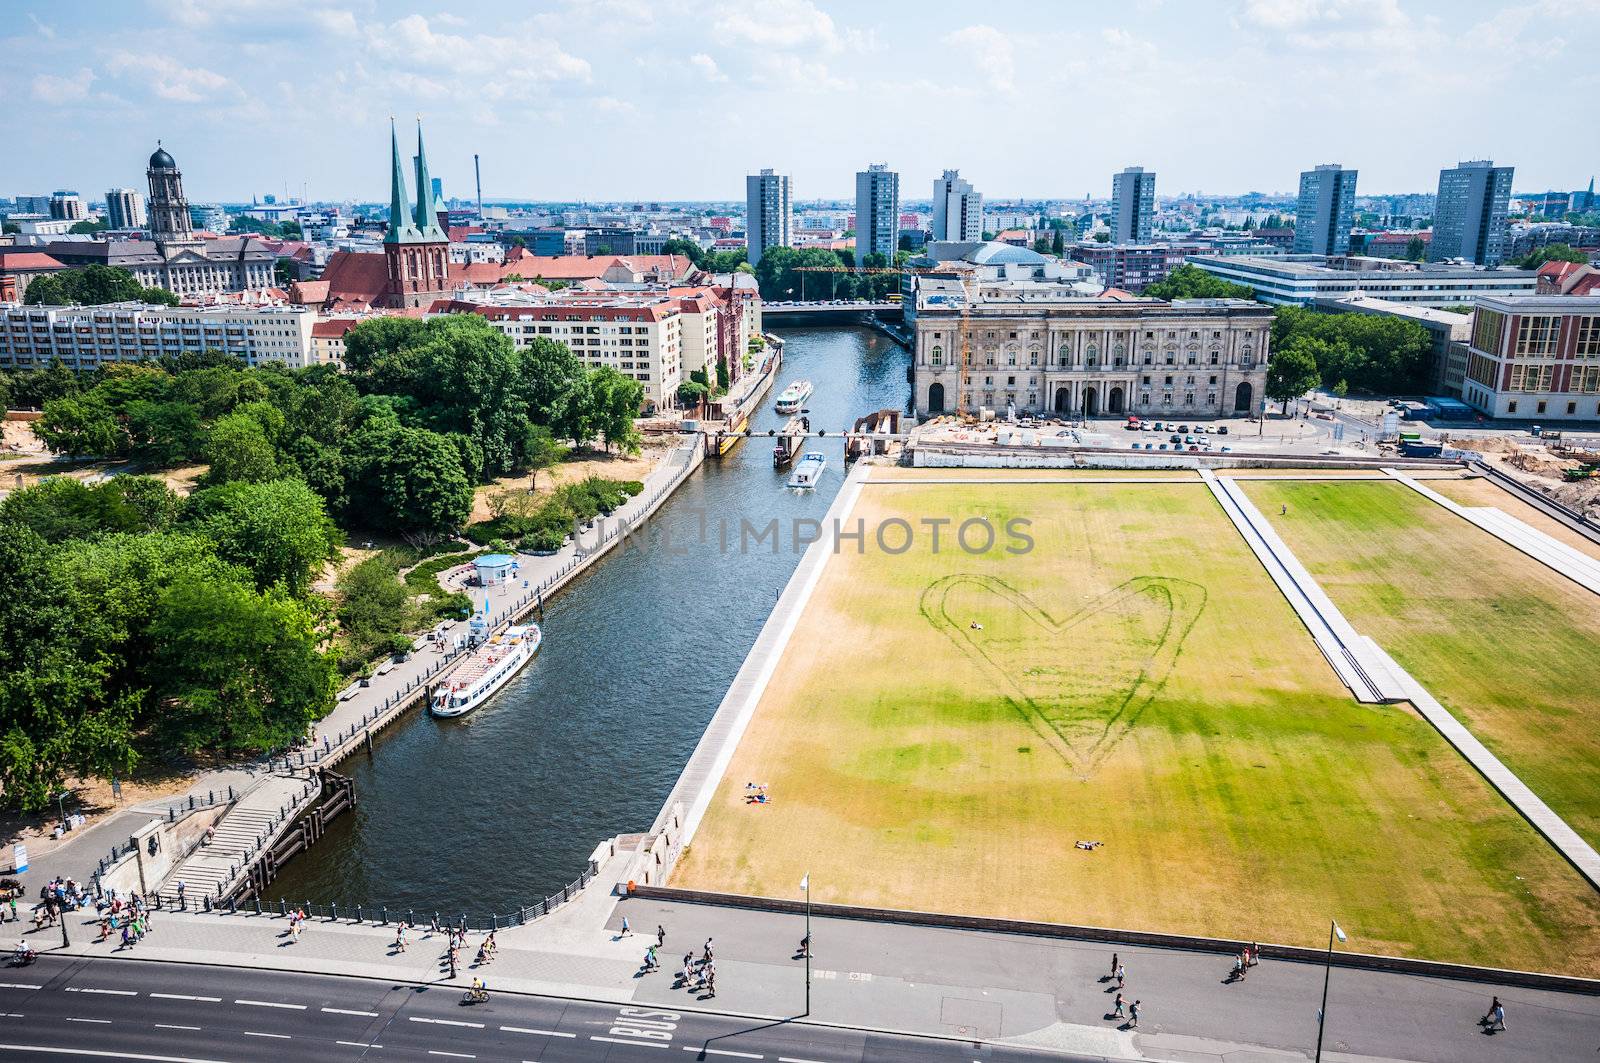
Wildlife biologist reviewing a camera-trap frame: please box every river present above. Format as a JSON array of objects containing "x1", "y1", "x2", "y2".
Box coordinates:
[{"x1": 267, "y1": 325, "x2": 910, "y2": 916}]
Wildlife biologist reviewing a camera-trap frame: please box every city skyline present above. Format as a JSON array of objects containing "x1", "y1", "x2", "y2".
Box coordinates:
[{"x1": 3, "y1": 0, "x2": 1597, "y2": 203}]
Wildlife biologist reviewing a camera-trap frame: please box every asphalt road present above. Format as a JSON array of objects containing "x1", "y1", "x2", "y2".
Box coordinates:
[{"x1": 0, "y1": 954, "x2": 1101, "y2": 1063}]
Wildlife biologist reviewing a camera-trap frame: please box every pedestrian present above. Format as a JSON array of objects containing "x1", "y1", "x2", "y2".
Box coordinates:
[
  {"x1": 1280, "y1": 504, "x2": 1288, "y2": 516},
  {"x1": 1109, "y1": 952, "x2": 1118, "y2": 980},
  {"x1": 644, "y1": 945, "x2": 657, "y2": 971},
  {"x1": 706, "y1": 967, "x2": 716, "y2": 998},
  {"x1": 620, "y1": 915, "x2": 631, "y2": 938},
  {"x1": 395, "y1": 925, "x2": 407, "y2": 952},
  {"x1": 1115, "y1": 963, "x2": 1125, "y2": 990},
  {"x1": 1113, "y1": 992, "x2": 1125, "y2": 1019},
  {"x1": 485, "y1": 931, "x2": 497, "y2": 958},
  {"x1": 703, "y1": 937, "x2": 714, "y2": 963},
  {"x1": 1481, "y1": 996, "x2": 1506, "y2": 1032},
  {"x1": 799, "y1": 933, "x2": 810, "y2": 958},
  {"x1": 656, "y1": 924, "x2": 666, "y2": 947},
  {"x1": 1233, "y1": 953, "x2": 1246, "y2": 980},
  {"x1": 1129, "y1": 1000, "x2": 1140, "y2": 1028},
  {"x1": 1248, "y1": 941, "x2": 1259, "y2": 967}
]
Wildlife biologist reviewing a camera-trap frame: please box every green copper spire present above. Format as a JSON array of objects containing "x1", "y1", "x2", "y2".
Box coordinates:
[
  {"x1": 384, "y1": 118, "x2": 422, "y2": 246},
  {"x1": 412, "y1": 119, "x2": 448, "y2": 242}
]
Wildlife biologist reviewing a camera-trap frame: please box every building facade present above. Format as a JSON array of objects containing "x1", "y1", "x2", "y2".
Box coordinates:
[
  {"x1": 382, "y1": 120, "x2": 452, "y2": 309},
  {"x1": 105, "y1": 188, "x2": 147, "y2": 230},
  {"x1": 854, "y1": 164, "x2": 900, "y2": 265},
  {"x1": 744, "y1": 169, "x2": 792, "y2": 265},
  {"x1": 0, "y1": 302, "x2": 315, "y2": 370},
  {"x1": 1110, "y1": 167, "x2": 1156, "y2": 244},
  {"x1": 1072, "y1": 243, "x2": 1196, "y2": 292},
  {"x1": 1293, "y1": 164, "x2": 1358, "y2": 256},
  {"x1": 1188, "y1": 254, "x2": 1537, "y2": 307},
  {"x1": 909, "y1": 282, "x2": 1271, "y2": 419},
  {"x1": 1461, "y1": 296, "x2": 1600, "y2": 420},
  {"x1": 931, "y1": 170, "x2": 982, "y2": 242},
  {"x1": 1429, "y1": 160, "x2": 1514, "y2": 266},
  {"x1": 49, "y1": 191, "x2": 85, "y2": 222}
]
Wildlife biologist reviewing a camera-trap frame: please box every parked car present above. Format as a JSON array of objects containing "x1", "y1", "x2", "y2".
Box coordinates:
[
  {"x1": 1170, "y1": 433, "x2": 1182, "y2": 443},
  {"x1": 1124, "y1": 421, "x2": 1141, "y2": 431},
  {"x1": 1217, "y1": 426, "x2": 1230, "y2": 435}
]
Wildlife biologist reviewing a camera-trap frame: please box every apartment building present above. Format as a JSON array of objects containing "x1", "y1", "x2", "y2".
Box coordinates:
[
  {"x1": 1461, "y1": 295, "x2": 1600, "y2": 419},
  {"x1": 0, "y1": 302, "x2": 316, "y2": 369}
]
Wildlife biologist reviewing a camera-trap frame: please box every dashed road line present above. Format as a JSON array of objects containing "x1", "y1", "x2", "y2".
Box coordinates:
[
  {"x1": 149, "y1": 994, "x2": 220, "y2": 1002},
  {"x1": 337, "y1": 1042, "x2": 383, "y2": 1049},
  {"x1": 242, "y1": 1031, "x2": 290, "y2": 1039},
  {"x1": 685, "y1": 1049, "x2": 762, "y2": 1059},
  {"x1": 593, "y1": 1036, "x2": 668, "y2": 1049},
  {"x1": 502, "y1": 1026, "x2": 576, "y2": 1038},
  {"x1": 0, "y1": 985, "x2": 41, "y2": 992},
  {"x1": 154, "y1": 1025, "x2": 200, "y2": 1032},
  {"x1": 67, "y1": 988, "x2": 137, "y2": 996},
  {"x1": 235, "y1": 999, "x2": 306, "y2": 1010},
  {"x1": 410, "y1": 1016, "x2": 483, "y2": 1028},
  {"x1": 322, "y1": 1006, "x2": 379, "y2": 1016},
  {"x1": 428, "y1": 1053, "x2": 475, "y2": 1060},
  {"x1": 66, "y1": 1018, "x2": 112, "y2": 1024},
  {"x1": 0, "y1": 1045, "x2": 234, "y2": 1063},
  {"x1": 778, "y1": 1057, "x2": 830, "y2": 1063}
]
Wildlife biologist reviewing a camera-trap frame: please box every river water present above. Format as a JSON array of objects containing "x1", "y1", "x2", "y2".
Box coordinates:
[{"x1": 268, "y1": 326, "x2": 909, "y2": 916}]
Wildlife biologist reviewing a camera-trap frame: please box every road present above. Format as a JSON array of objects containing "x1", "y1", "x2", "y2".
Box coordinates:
[{"x1": 0, "y1": 954, "x2": 1088, "y2": 1063}]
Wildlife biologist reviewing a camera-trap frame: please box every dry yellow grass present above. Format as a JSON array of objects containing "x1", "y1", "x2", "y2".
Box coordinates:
[
  {"x1": 1424, "y1": 476, "x2": 1600, "y2": 564},
  {"x1": 675, "y1": 479, "x2": 1600, "y2": 973}
]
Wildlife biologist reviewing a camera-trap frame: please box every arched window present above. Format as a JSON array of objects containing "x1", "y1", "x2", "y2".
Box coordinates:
[{"x1": 930, "y1": 345, "x2": 943, "y2": 366}]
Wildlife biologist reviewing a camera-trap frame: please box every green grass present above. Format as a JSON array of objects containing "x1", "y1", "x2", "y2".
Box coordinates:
[
  {"x1": 675, "y1": 479, "x2": 1600, "y2": 974},
  {"x1": 1244, "y1": 479, "x2": 1600, "y2": 854}
]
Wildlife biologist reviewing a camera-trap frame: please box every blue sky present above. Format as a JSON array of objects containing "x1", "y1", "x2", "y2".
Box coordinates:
[{"x1": 3, "y1": 0, "x2": 1596, "y2": 204}]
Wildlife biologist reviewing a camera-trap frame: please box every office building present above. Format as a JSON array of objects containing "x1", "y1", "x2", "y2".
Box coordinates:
[
  {"x1": 104, "y1": 188, "x2": 146, "y2": 230},
  {"x1": 188, "y1": 203, "x2": 227, "y2": 232},
  {"x1": 0, "y1": 302, "x2": 316, "y2": 370},
  {"x1": 931, "y1": 170, "x2": 983, "y2": 243},
  {"x1": 1072, "y1": 243, "x2": 1198, "y2": 292},
  {"x1": 1110, "y1": 167, "x2": 1156, "y2": 244},
  {"x1": 1293, "y1": 164, "x2": 1358, "y2": 255},
  {"x1": 854, "y1": 164, "x2": 900, "y2": 265},
  {"x1": 1188, "y1": 255, "x2": 1538, "y2": 308},
  {"x1": 1532, "y1": 191, "x2": 1573, "y2": 219},
  {"x1": 744, "y1": 169, "x2": 792, "y2": 265},
  {"x1": 49, "y1": 191, "x2": 85, "y2": 222},
  {"x1": 583, "y1": 227, "x2": 644, "y2": 256},
  {"x1": 11, "y1": 195, "x2": 52, "y2": 216},
  {"x1": 1429, "y1": 160, "x2": 1514, "y2": 266},
  {"x1": 1461, "y1": 295, "x2": 1600, "y2": 419}
]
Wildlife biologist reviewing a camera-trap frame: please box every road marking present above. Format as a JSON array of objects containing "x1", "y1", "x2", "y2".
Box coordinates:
[
  {"x1": 410, "y1": 1016, "x2": 483, "y2": 1028},
  {"x1": 67, "y1": 1018, "x2": 112, "y2": 1024},
  {"x1": 242, "y1": 1031, "x2": 290, "y2": 1039},
  {"x1": 502, "y1": 1026, "x2": 576, "y2": 1038},
  {"x1": 0, "y1": 986, "x2": 40, "y2": 992},
  {"x1": 684, "y1": 1049, "x2": 762, "y2": 1059},
  {"x1": 150, "y1": 994, "x2": 220, "y2": 1002},
  {"x1": 154, "y1": 1026, "x2": 201, "y2": 1032},
  {"x1": 337, "y1": 1042, "x2": 383, "y2": 1049},
  {"x1": 428, "y1": 1053, "x2": 475, "y2": 1060},
  {"x1": 235, "y1": 999, "x2": 306, "y2": 1010},
  {"x1": 0, "y1": 1045, "x2": 234, "y2": 1063},
  {"x1": 321, "y1": 1006, "x2": 379, "y2": 1016},
  {"x1": 778, "y1": 1057, "x2": 830, "y2": 1063},
  {"x1": 592, "y1": 1036, "x2": 668, "y2": 1049},
  {"x1": 67, "y1": 988, "x2": 138, "y2": 996}
]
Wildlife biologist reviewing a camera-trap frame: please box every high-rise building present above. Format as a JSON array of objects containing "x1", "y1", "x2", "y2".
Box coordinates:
[
  {"x1": 854, "y1": 164, "x2": 900, "y2": 266},
  {"x1": 13, "y1": 195, "x2": 51, "y2": 216},
  {"x1": 1293, "y1": 164, "x2": 1358, "y2": 256},
  {"x1": 49, "y1": 191, "x2": 84, "y2": 221},
  {"x1": 744, "y1": 169, "x2": 792, "y2": 265},
  {"x1": 1110, "y1": 167, "x2": 1155, "y2": 244},
  {"x1": 931, "y1": 170, "x2": 982, "y2": 242},
  {"x1": 1429, "y1": 160, "x2": 1514, "y2": 266},
  {"x1": 105, "y1": 188, "x2": 146, "y2": 230}
]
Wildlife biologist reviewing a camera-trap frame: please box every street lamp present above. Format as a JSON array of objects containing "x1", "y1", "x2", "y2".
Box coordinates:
[
  {"x1": 800, "y1": 872, "x2": 811, "y2": 1017},
  {"x1": 1314, "y1": 919, "x2": 1348, "y2": 1062}
]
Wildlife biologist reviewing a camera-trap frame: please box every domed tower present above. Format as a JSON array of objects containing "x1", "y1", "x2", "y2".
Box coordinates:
[{"x1": 146, "y1": 142, "x2": 194, "y2": 241}]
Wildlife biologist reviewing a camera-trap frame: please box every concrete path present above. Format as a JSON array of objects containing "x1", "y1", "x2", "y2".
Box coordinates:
[{"x1": 1384, "y1": 468, "x2": 1600, "y2": 596}]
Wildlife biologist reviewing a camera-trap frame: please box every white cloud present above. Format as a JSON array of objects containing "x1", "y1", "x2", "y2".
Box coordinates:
[
  {"x1": 26, "y1": 12, "x2": 55, "y2": 39},
  {"x1": 1237, "y1": 0, "x2": 1414, "y2": 50},
  {"x1": 944, "y1": 25, "x2": 1015, "y2": 93},
  {"x1": 32, "y1": 67, "x2": 94, "y2": 104},
  {"x1": 368, "y1": 14, "x2": 591, "y2": 82},
  {"x1": 106, "y1": 52, "x2": 238, "y2": 103},
  {"x1": 711, "y1": 0, "x2": 857, "y2": 52},
  {"x1": 689, "y1": 53, "x2": 728, "y2": 82}
]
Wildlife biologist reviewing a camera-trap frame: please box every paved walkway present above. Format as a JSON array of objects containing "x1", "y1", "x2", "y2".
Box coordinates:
[
  {"x1": 154, "y1": 773, "x2": 320, "y2": 905},
  {"x1": 33, "y1": 896, "x2": 1600, "y2": 1063}
]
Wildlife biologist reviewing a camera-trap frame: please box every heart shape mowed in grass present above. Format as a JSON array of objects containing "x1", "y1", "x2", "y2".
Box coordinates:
[{"x1": 920, "y1": 574, "x2": 1206, "y2": 777}]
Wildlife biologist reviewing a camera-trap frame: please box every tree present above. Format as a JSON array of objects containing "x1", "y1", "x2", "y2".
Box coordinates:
[
  {"x1": 1271, "y1": 306, "x2": 1430, "y2": 394},
  {"x1": 522, "y1": 425, "x2": 567, "y2": 490},
  {"x1": 35, "y1": 394, "x2": 125, "y2": 458},
  {"x1": 1405, "y1": 236, "x2": 1426, "y2": 262},
  {"x1": 69, "y1": 219, "x2": 109, "y2": 235},
  {"x1": 151, "y1": 576, "x2": 334, "y2": 753},
  {"x1": 344, "y1": 423, "x2": 474, "y2": 536},
  {"x1": 1051, "y1": 230, "x2": 1065, "y2": 255},
  {"x1": 0, "y1": 476, "x2": 174, "y2": 543},
  {"x1": 677, "y1": 379, "x2": 709, "y2": 410},
  {"x1": 1517, "y1": 243, "x2": 1589, "y2": 270},
  {"x1": 1142, "y1": 264, "x2": 1255, "y2": 300},
  {"x1": 336, "y1": 554, "x2": 412, "y2": 660},
  {"x1": 185, "y1": 478, "x2": 338, "y2": 595},
  {"x1": 23, "y1": 265, "x2": 175, "y2": 307},
  {"x1": 588, "y1": 366, "x2": 643, "y2": 454},
  {"x1": 273, "y1": 257, "x2": 296, "y2": 287},
  {"x1": 0, "y1": 371, "x2": 10, "y2": 413},
  {"x1": 124, "y1": 399, "x2": 202, "y2": 465},
  {"x1": 1266, "y1": 341, "x2": 1323, "y2": 412},
  {"x1": 202, "y1": 410, "x2": 278, "y2": 485},
  {"x1": 1032, "y1": 237, "x2": 1053, "y2": 255},
  {"x1": 660, "y1": 237, "x2": 704, "y2": 267},
  {"x1": 521, "y1": 337, "x2": 591, "y2": 443},
  {"x1": 1092, "y1": 232, "x2": 1110, "y2": 243}
]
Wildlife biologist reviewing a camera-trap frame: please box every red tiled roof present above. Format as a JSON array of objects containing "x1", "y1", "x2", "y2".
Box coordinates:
[
  {"x1": 320, "y1": 251, "x2": 391, "y2": 308},
  {"x1": 1537, "y1": 259, "x2": 1584, "y2": 281},
  {"x1": 1571, "y1": 273, "x2": 1600, "y2": 296},
  {"x1": 312, "y1": 318, "x2": 361, "y2": 338},
  {"x1": 0, "y1": 251, "x2": 65, "y2": 272},
  {"x1": 288, "y1": 280, "x2": 330, "y2": 305}
]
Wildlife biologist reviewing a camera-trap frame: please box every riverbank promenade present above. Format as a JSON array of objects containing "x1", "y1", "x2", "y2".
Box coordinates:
[{"x1": 29, "y1": 889, "x2": 1598, "y2": 1063}]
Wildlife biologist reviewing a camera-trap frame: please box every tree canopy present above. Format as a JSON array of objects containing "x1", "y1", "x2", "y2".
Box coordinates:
[
  {"x1": 1272, "y1": 306, "x2": 1431, "y2": 395},
  {"x1": 1141, "y1": 265, "x2": 1256, "y2": 300},
  {"x1": 24, "y1": 265, "x2": 178, "y2": 307},
  {"x1": 1266, "y1": 340, "x2": 1324, "y2": 411},
  {"x1": 1516, "y1": 243, "x2": 1589, "y2": 270}
]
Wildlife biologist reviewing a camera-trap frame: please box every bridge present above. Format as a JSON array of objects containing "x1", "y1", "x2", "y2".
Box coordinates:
[{"x1": 762, "y1": 299, "x2": 902, "y2": 320}]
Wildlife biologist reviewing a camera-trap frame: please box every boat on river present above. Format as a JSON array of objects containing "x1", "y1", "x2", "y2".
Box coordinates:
[
  {"x1": 787, "y1": 451, "x2": 827, "y2": 489},
  {"x1": 430, "y1": 624, "x2": 541, "y2": 718},
  {"x1": 775, "y1": 379, "x2": 813, "y2": 414}
]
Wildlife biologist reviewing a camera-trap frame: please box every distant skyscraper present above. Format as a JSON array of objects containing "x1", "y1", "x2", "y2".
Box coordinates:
[
  {"x1": 931, "y1": 169, "x2": 982, "y2": 242},
  {"x1": 1293, "y1": 163, "x2": 1358, "y2": 256},
  {"x1": 1575, "y1": 177, "x2": 1595, "y2": 214},
  {"x1": 49, "y1": 191, "x2": 85, "y2": 221},
  {"x1": 744, "y1": 169, "x2": 792, "y2": 265},
  {"x1": 854, "y1": 163, "x2": 900, "y2": 266},
  {"x1": 105, "y1": 188, "x2": 146, "y2": 230},
  {"x1": 1429, "y1": 160, "x2": 1514, "y2": 266},
  {"x1": 1110, "y1": 166, "x2": 1155, "y2": 244}
]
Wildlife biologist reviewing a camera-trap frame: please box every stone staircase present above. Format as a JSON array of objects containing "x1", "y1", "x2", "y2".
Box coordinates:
[{"x1": 156, "y1": 773, "x2": 320, "y2": 907}]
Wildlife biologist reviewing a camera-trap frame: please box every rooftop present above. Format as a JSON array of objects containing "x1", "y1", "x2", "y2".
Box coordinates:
[
  {"x1": 1477, "y1": 294, "x2": 1600, "y2": 312},
  {"x1": 1190, "y1": 254, "x2": 1537, "y2": 279}
]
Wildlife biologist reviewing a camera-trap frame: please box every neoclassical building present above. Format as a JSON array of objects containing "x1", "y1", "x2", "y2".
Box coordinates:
[{"x1": 908, "y1": 275, "x2": 1273, "y2": 420}]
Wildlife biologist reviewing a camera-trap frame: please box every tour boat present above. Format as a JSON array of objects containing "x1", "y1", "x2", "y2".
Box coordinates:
[
  {"x1": 787, "y1": 451, "x2": 827, "y2": 489},
  {"x1": 430, "y1": 624, "x2": 541, "y2": 718},
  {"x1": 774, "y1": 380, "x2": 814, "y2": 414}
]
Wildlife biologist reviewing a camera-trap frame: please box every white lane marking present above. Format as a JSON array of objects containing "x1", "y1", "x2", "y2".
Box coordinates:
[
  {"x1": 321, "y1": 1007, "x2": 379, "y2": 1016},
  {"x1": 154, "y1": 1025, "x2": 201, "y2": 1032},
  {"x1": 337, "y1": 1042, "x2": 383, "y2": 1049},
  {"x1": 0, "y1": 986, "x2": 41, "y2": 992},
  {"x1": 67, "y1": 988, "x2": 138, "y2": 996},
  {"x1": 410, "y1": 1016, "x2": 483, "y2": 1028},
  {"x1": 67, "y1": 1018, "x2": 112, "y2": 1024},
  {"x1": 150, "y1": 994, "x2": 220, "y2": 1002},
  {"x1": 242, "y1": 1031, "x2": 290, "y2": 1039},
  {"x1": 779, "y1": 1058, "x2": 830, "y2": 1063},
  {"x1": 592, "y1": 1036, "x2": 668, "y2": 1049},
  {"x1": 685, "y1": 1050, "x2": 762, "y2": 1059},
  {"x1": 235, "y1": 999, "x2": 306, "y2": 1010},
  {"x1": 428, "y1": 1053, "x2": 475, "y2": 1060},
  {"x1": 0, "y1": 1044, "x2": 234, "y2": 1063},
  {"x1": 502, "y1": 1026, "x2": 576, "y2": 1038}
]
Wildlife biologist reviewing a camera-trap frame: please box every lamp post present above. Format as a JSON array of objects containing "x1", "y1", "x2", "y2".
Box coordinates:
[
  {"x1": 801, "y1": 872, "x2": 811, "y2": 1017},
  {"x1": 1314, "y1": 919, "x2": 1347, "y2": 1063}
]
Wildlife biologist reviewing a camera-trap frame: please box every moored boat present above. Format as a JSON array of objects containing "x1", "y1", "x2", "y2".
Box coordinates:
[
  {"x1": 430, "y1": 623, "x2": 541, "y2": 718},
  {"x1": 775, "y1": 379, "x2": 814, "y2": 414}
]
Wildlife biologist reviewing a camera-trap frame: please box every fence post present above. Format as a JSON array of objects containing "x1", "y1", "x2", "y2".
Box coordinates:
[
  {"x1": 280, "y1": 898, "x2": 287, "y2": 917},
  {"x1": 355, "y1": 905, "x2": 363, "y2": 924},
  {"x1": 330, "y1": 902, "x2": 338, "y2": 922},
  {"x1": 381, "y1": 906, "x2": 388, "y2": 925},
  {"x1": 253, "y1": 896, "x2": 261, "y2": 916}
]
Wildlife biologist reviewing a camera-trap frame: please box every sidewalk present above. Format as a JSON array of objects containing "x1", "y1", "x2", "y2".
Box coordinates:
[{"x1": 37, "y1": 892, "x2": 1600, "y2": 1063}]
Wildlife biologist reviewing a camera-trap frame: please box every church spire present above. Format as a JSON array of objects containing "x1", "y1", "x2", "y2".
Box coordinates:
[
  {"x1": 385, "y1": 117, "x2": 421, "y2": 245},
  {"x1": 413, "y1": 118, "x2": 447, "y2": 242}
]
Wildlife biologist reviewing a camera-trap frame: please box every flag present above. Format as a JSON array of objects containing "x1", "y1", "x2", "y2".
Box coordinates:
[
  {"x1": 800, "y1": 873, "x2": 809, "y2": 892},
  {"x1": 1333, "y1": 921, "x2": 1347, "y2": 943}
]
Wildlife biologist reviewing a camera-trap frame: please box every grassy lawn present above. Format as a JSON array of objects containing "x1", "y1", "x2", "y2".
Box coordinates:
[
  {"x1": 1243, "y1": 479, "x2": 1600, "y2": 856},
  {"x1": 675, "y1": 480, "x2": 1600, "y2": 974},
  {"x1": 1424, "y1": 476, "x2": 1600, "y2": 564}
]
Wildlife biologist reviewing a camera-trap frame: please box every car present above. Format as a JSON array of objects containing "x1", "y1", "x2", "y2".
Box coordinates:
[
  {"x1": 1220, "y1": 445, "x2": 1232, "y2": 452},
  {"x1": 1217, "y1": 426, "x2": 1230, "y2": 435},
  {"x1": 1170, "y1": 433, "x2": 1182, "y2": 443},
  {"x1": 1140, "y1": 422, "x2": 1152, "y2": 431},
  {"x1": 1194, "y1": 425, "x2": 1208, "y2": 434},
  {"x1": 1178, "y1": 424, "x2": 1190, "y2": 433},
  {"x1": 1188, "y1": 444, "x2": 1199, "y2": 452},
  {"x1": 1124, "y1": 421, "x2": 1141, "y2": 431},
  {"x1": 1158, "y1": 443, "x2": 1168, "y2": 450},
  {"x1": 1185, "y1": 435, "x2": 1197, "y2": 444}
]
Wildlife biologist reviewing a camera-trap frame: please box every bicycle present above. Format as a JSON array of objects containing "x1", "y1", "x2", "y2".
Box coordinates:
[{"x1": 463, "y1": 984, "x2": 488, "y2": 1005}]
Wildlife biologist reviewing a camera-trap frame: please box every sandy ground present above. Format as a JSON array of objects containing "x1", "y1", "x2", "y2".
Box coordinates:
[{"x1": 468, "y1": 437, "x2": 675, "y2": 522}]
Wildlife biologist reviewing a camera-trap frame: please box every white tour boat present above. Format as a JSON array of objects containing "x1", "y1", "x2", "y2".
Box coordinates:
[
  {"x1": 430, "y1": 623, "x2": 541, "y2": 718},
  {"x1": 787, "y1": 451, "x2": 827, "y2": 489},
  {"x1": 774, "y1": 379, "x2": 814, "y2": 414}
]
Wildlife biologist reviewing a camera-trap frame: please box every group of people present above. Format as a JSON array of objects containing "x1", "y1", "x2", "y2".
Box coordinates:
[
  {"x1": 1105, "y1": 953, "x2": 1142, "y2": 1029},
  {"x1": 1228, "y1": 943, "x2": 1261, "y2": 982},
  {"x1": 673, "y1": 937, "x2": 717, "y2": 998},
  {"x1": 96, "y1": 893, "x2": 153, "y2": 948},
  {"x1": 285, "y1": 907, "x2": 309, "y2": 943},
  {"x1": 743, "y1": 782, "x2": 771, "y2": 805}
]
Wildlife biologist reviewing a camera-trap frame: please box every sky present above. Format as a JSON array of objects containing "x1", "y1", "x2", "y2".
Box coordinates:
[{"x1": 3, "y1": 0, "x2": 1597, "y2": 205}]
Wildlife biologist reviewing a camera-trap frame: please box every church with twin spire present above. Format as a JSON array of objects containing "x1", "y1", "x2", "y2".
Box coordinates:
[{"x1": 382, "y1": 119, "x2": 452, "y2": 309}]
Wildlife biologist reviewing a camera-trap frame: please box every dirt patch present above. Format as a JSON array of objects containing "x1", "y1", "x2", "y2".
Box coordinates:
[{"x1": 468, "y1": 440, "x2": 673, "y2": 522}]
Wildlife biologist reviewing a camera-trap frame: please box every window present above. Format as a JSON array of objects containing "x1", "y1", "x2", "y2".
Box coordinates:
[
  {"x1": 1143, "y1": 353, "x2": 1152, "y2": 365},
  {"x1": 1567, "y1": 402, "x2": 1577, "y2": 415},
  {"x1": 1209, "y1": 375, "x2": 1218, "y2": 385},
  {"x1": 1165, "y1": 353, "x2": 1175, "y2": 365},
  {"x1": 1508, "y1": 400, "x2": 1518, "y2": 414},
  {"x1": 1514, "y1": 315, "x2": 1559, "y2": 357},
  {"x1": 1537, "y1": 400, "x2": 1548, "y2": 414},
  {"x1": 1029, "y1": 351, "x2": 1039, "y2": 365},
  {"x1": 1142, "y1": 375, "x2": 1151, "y2": 385},
  {"x1": 1185, "y1": 392, "x2": 1195, "y2": 405},
  {"x1": 1577, "y1": 316, "x2": 1600, "y2": 358},
  {"x1": 930, "y1": 345, "x2": 943, "y2": 366}
]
